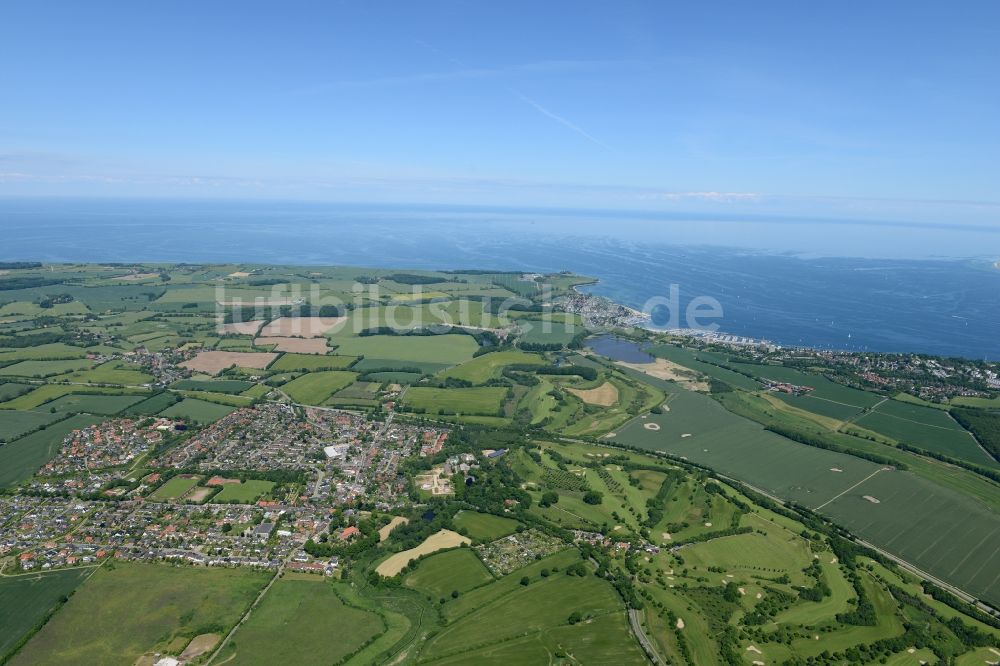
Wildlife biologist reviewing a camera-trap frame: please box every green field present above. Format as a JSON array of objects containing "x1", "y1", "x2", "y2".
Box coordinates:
[
  {"x1": 404, "y1": 386, "x2": 507, "y2": 416},
  {"x1": 516, "y1": 321, "x2": 581, "y2": 346},
  {"x1": 213, "y1": 479, "x2": 275, "y2": 503},
  {"x1": 331, "y1": 333, "x2": 478, "y2": 367},
  {"x1": 0, "y1": 343, "x2": 89, "y2": 362},
  {"x1": 42, "y1": 393, "x2": 147, "y2": 415},
  {"x1": 0, "y1": 415, "x2": 104, "y2": 487},
  {"x1": 222, "y1": 577, "x2": 385, "y2": 666},
  {"x1": 0, "y1": 384, "x2": 149, "y2": 411},
  {"x1": 727, "y1": 361, "x2": 883, "y2": 408},
  {"x1": 120, "y1": 391, "x2": 181, "y2": 415},
  {"x1": 51, "y1": 361, "x2": 154, "y2": 386},
  {"x1": 419, "y1": 560, "x2": 640, "y2": 664},
  {"x1": 11, "y1": 563, "x2": 269, "y2": 666},
  {"x1": 647, "y1": 343, "x2": 761, "y2": 390},
  {"x1": 280, "y1": 370, "x2": 356, "y2": 405},
  {"x1": 0, "y1": 359, "x2": 93, "y2": 378},
  {"x1": 268, "y1": 353, "x2": 357, "y2": 372},
  {"x1": 158, "y1": 397, "x2": 236, "y2": 423},
  {"x1": 404, "y1": 548, "x2": 494, "y2": 598},
  {"x1": 613, "y1": 385, "x2": 1000, "y2": 607},
  {"x1": 438, "y1": 350, "x2": 545, "y2": 384},
  {"x1": 854, "y1": 399, "x2": 996, "y2": 466},
  {"x1": 170, "y1": 378, "x2": 256, "y2": 393},
  {"x1": 149, "y1": 474, "x2": 202, "y2": 500},
  {"x1": 0, "y1": 409, "x2": 63, "y2": 442},
  {"x1": 0, "y1": 568, "x2": 93, "y2": 662},
  {"x1": 0, "y1": 382, "x2": 34, "y2": 401},
  {"x1": 452, "y1": 510, "x2": 520, "y2": 541}
]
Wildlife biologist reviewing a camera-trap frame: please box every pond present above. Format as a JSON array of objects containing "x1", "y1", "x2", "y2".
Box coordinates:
[{"x1": 585, "y1": 335, "x2": 654, "y2": 363}]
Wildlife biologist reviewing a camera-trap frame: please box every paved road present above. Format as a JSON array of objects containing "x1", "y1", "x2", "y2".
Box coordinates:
[{"x1": 628, "y1": 607, "x2": 661, "y2": 664}]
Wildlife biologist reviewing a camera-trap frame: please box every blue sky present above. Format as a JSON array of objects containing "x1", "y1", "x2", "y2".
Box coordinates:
[{"x1": 2, "y1": 1, "x2": 999, "y2": 225}]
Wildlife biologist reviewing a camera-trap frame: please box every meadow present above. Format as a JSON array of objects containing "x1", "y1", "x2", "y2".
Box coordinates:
[
  {"x1": 451, "y1": 510, "x2": 520, "y2": 541},
  {"x1": 10, "y1": 563, "x2": 268, "y2": 666},
  {"x1": 0, "y1": 415, "x2": 104, "y2": 487},
  {"x1": 0, "y1": 568, "x2": 93, "y2": 662},
  {"x1": 404, "y1": 548, "x2": 493, "y2": 598},
  {"x1": 158, "y1": 397, "x2": 236, "y2": 424},
  {"x1": 43, "y1": 393, "x2": 147, "y2": 415},
  {"x1": 403, "y1": 386, "x2": 507, "y2": 416},
  {"x1": 280, "y1": 370, "x2": 356, "y2": 405},
  {"x1": 222, "y1": 577, "x2": 385, "y2": 666},
  {"x1": 0, "y1": 359, "x2": 93, "y2": 378},
  {"x1": 438, "y1": 350, "x2": 545, "y2": 385},
  {"x1": 331, "y1": 333, "x2": 478, "y2": 367},
  {"x1": 267, "y1": 352, "x2": 357, "y2": 372}
]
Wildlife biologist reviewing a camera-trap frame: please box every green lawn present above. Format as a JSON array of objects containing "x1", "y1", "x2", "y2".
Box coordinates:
[
  {"x1": 404, "y1": 548, "x2": 493, "y2": 599},
  {"x1": 452, "y1": 510, "x2": 520, "y2": 542},
  {"x1": 280, "y1": 370, "x2": 356, "y2": 405},
  {"x1": 11, "y1": 563, "x2": 269, "y2": 666},
  {"x1": 404, "y1": 386, "x2": 507, "y2": 416},
  {"x1": 149, "y1": 475, "x2": 202, "y2": 500},
  {"x1": 213, "y1": 479, "x2": 275, "y2": 503}
]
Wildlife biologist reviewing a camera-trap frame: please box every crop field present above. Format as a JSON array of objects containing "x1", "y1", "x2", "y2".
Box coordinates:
[
  {"x1": 10, "y1": 563, "x2": 268, "y2": 666},
  {"x1": 0, "y1": 415, "x2": 104, "y2": 487},
  {"x1": 404, "y1": 548, "x2": 494, "y2": 598},
  {"x1": 613, "y1": 387, "x2": 1000, "y2": 607},
  {"x1": 0, "y1": 409, "x2": 63, "y2": 442},
  {"x1": 158, "y1": 397, "x2": 236, "y2": 424},
  {"x1": 180, "y1": 350, "x2": 278, "y2": 375},
  {"x1": 515, "y1": 320, "x2": 580, "y2": 346},
  {"x1": 120, "y1": 391, "x2": 181, "y2": 415},
  {"x1": 855, "y1": 399, "x2": 995, "y2": 466},
  {"x1": 774, "y1": 392, "x2": 865, "y2": 420},
  {"x1": 0, "y1": 382, "x2": 35, "y2": 401},
  {"x1": 258, "y1": 316, "x2": 346, "y2": 338},
  {"x1": 268, "y1": 352, "x2": 357, "y2": 372},
  {"x1": 51, "y1": 361, "x2": 154, "y2": 386},
  {"x1": 213, "y1": 479, "x2": 275, "y2": 503},
  {"x1": 377, "y1": 530, "x2": 471, "y2": 577},
  {"x1": 331, "y1": 333, "x2": 478, "y2": 367},
  {"x1": 170, "y1": 378, "x2": 255, "y2": 393},
  {"x1": 0, "y1": 343, "x2": 89, "y2": 362},
  {"x1": 438, "y1": 350, "x2": 545, "y2": 384},
  {"x1": 253, "y1": 336, "x2": 329, "y2": 353},
  {"x1": 43, "y1": 393, "x2": 146, "y2": 415},
  {"x1": 280, "y1": 370, "x2": 356, "y2": 405},
  {"x1": 452, "y1": 510, "x2": 520, "y2": 541},
  {"x1": 404, "y1": 386, "x2": 507, "y2": 416},
  {"x1": 418, "y1": 564, "x2": 640, "y2": 664},
  {"x1": 149, "y1": 474, "x2": 202, "y2": 500},
  {"x1": 0, "y1": 568, "x2": 94, "y2": 662},
  {"x1": 0, "y1": 359, "x2": 93, "y2": 378},
  {"x1": 352, "y1": 358, "x2": 447, "y2": 375},
  {"x1": 1, "y1": 381, "x2": 141, "y2": 411},
  {"x1": 222, "y1": 577, "x2": 385, "y2": 666}
]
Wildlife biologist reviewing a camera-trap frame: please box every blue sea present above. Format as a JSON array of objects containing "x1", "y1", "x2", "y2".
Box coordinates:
[{"x1": 1, "y1": 198, "x2": 999, "y2": 360}]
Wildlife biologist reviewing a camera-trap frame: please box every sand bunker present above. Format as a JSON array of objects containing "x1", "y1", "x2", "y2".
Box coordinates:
[
  {"x1": 181, "y1": 351, "x2": 277, "y2": 375},
  {"x1": 643, "y1": 422, "x2": 661, "y2": 431},
  {"x1": 180, "y1": 634, "x2": 219, "y2": 660},
  {"x1": 676, "y1": 618, "x2": 685, "y2": 629},
  {"x1": 863, "y1": 495, "x2": 881, "y2": 504},
  {"x1": 112, "y1": 272, "x2": 160, "y2": 281},
  {"x1": 376, "y1": 529, "x2": 470, "y2": 576},
  {"x1": 218, "y1": 320, "x2": 265, "y2": 335},
  {"x1": 747, "y1": 645, "x2": 762, "y2": 655},
  {"x1": 228, "y1": 271, "x2": 252, "y2": 278},
  {"x1": 830, "y1": 467, "x2": 843, "y2": 473},
  {"x1": 255, "y1": 336, "x2": 329, "y2": 354},
  {"x1": 259, "y1": 316, "x2": 346, "y2": 338},
  {"x1": 568, "y1": 381, "x2": 619, "y2": 406}
]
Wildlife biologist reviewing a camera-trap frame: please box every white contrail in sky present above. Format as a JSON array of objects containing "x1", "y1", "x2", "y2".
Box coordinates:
[{"x1": 510, "y1": 88, "x2": 613, "y2": 151}]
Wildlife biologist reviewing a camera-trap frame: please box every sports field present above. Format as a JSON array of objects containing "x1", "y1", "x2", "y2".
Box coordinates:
[
  {"x1": 10, "y1": 563, "x2": 268, "y2": 666},
  {"x1": 0, "y1": 568, "x2": 93, "y2": 662},
  {"x1": 280, "y1": 370, "x2": 356, "y2": 405},
  {"x1": 404, "y1": 386, "x2": 507, "y2": 416},
  {"x1": 158, "y1": 397, "x2": 236, "y2": 423},
  {"x1": 222, "y1": 577, "x2": 384, "y2": 666},
  {"x1": 149, "y1": 474, "x2": 202, "y2": 500},
  {"x1": 213, "y1": 479, "x2": 275, "y2": 503}
]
